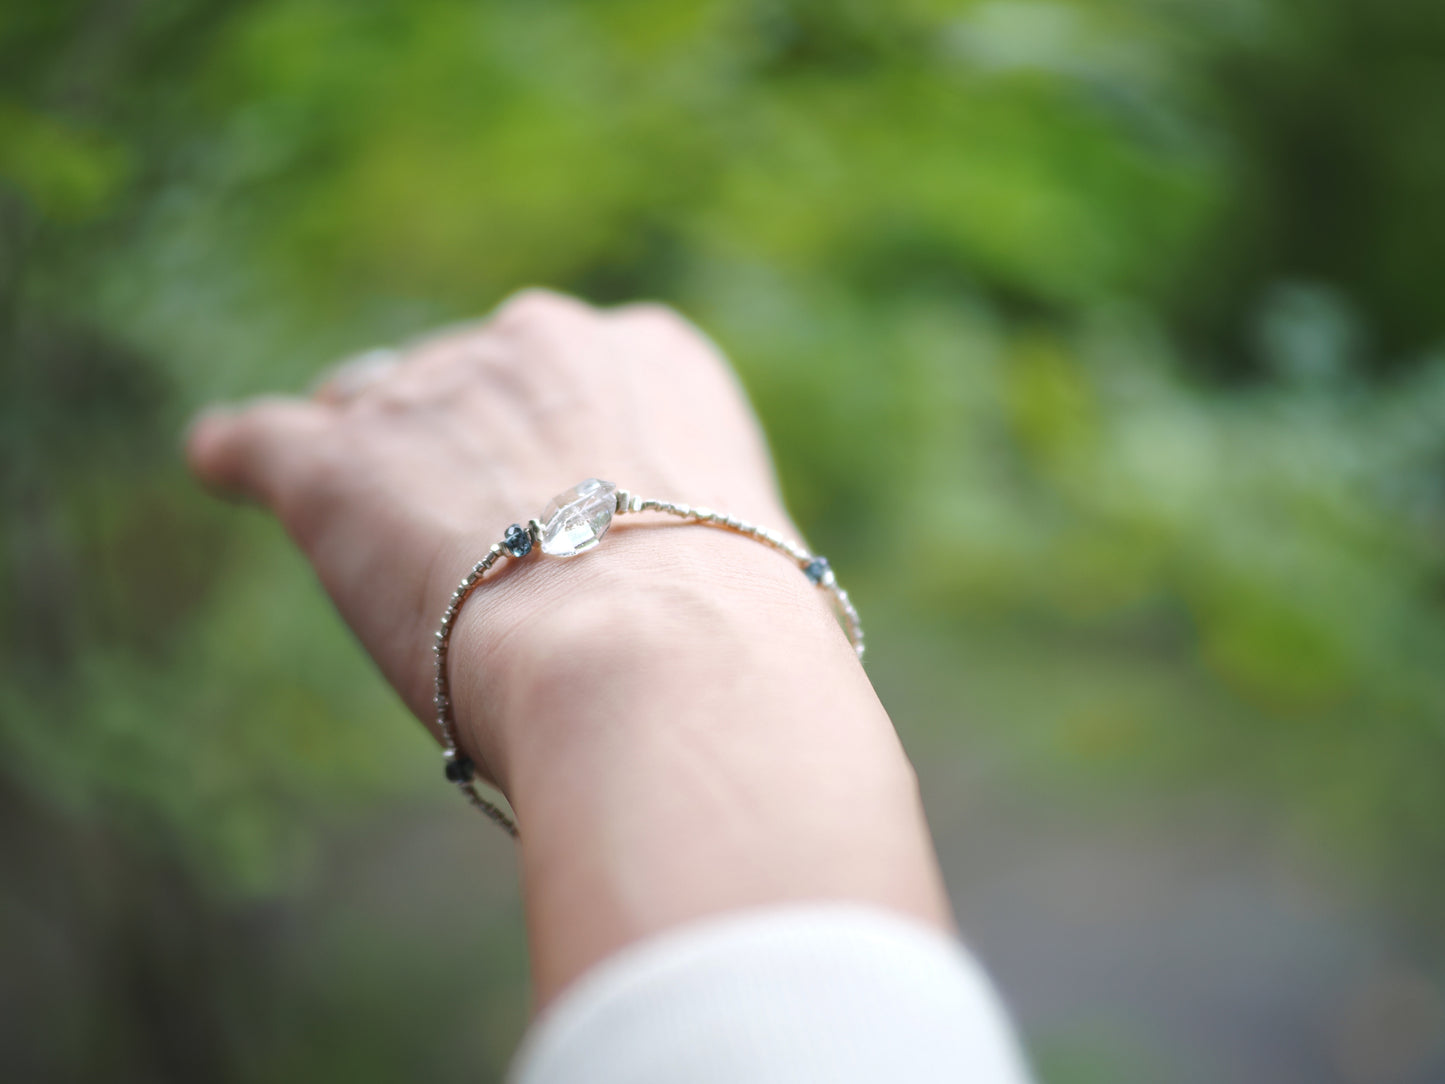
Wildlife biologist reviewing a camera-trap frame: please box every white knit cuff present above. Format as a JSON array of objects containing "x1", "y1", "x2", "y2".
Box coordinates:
[{"x1": 509, "y1": 904, "x2": 1032, "y2": 1084}]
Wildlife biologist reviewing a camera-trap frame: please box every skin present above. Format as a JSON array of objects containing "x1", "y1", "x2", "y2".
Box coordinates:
[{"x1": 186, "y1": 289, "x2": 953, "y2": 1007}]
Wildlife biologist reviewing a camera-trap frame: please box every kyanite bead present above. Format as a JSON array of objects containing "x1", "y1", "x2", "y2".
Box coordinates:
[
  {"x1": 444, "y1": 754, "x2": 475, "y2": 783},
  {"x1": 503, "y1": 523, "x2": 533, "y2": 558},
  {"x1": 804, "y1": 556, "x2": 833, "y2": 585},
  {"x1": 538, "y1": 479, "x2": 618, "y2": 557}
]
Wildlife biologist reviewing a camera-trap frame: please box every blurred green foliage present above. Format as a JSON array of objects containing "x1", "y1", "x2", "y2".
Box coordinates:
[{"x1": 4, "y1": 1, "x2": 1445, "y2": 1081}]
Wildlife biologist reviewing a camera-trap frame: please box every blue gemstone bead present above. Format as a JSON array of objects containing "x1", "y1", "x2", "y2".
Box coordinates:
[
  {"x1": 804, "y1": 556, "x2": 832, "y2": 584},
  {"x1": 444, "y1": 755, "x2": 475, "y2": 783},
  {"x1": 504, "y1": 523, "x2": 533, "y2": 558}
]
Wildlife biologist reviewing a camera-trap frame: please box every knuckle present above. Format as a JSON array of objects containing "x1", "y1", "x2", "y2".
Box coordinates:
[
  {"x1": 613, "y1": 300, "x2": 681, "y2": 326},
  {"x1": 348, "y1": 357, "x2": 465, "y2": 414},
  {"x1": 402, "y1": 318, "x2": 490, "y2": 367},
  {"x1": 360, "y1": 376, "x2": 425, "y2": 414},
  {"x1": 610, "y1": 300, "x2": 704, "y2": 343},
  {"x1": 491, "y1": 287, "x2": 592, "y2": 331}
]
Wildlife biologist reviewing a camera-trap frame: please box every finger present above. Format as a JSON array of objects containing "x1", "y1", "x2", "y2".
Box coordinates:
[
  {"x1": 185, "y1": 396, "x2": 334, "y2": 508},
  {"x1": 311, "y1": 348, "x2": 401, "y2": 406}
]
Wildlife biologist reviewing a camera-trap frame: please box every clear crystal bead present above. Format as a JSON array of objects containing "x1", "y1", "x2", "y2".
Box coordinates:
[{"x1": 538, "y1": 479, "x2": 618, "y2": 557}]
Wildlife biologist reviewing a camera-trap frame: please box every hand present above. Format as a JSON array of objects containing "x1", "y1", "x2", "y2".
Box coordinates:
[{"x1": 187, "y1": 290, "x2": 800, "y2": 782}]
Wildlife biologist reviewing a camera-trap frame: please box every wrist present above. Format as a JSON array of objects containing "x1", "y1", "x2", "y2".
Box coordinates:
[
  {"x1": 443, "y1": 514, "x2": 952, "y2": 1004},
  {"x1": 447, "y1": 519, "x2": 839, "y2": 786}
]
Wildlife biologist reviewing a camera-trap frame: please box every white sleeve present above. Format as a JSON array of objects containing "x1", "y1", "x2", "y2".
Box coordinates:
[{"x1": 509, "y1": 904, "x2": 1033, "y2": 1084}]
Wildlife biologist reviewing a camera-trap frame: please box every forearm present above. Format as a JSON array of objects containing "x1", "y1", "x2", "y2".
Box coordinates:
[{"x1": 451, "y1": 524, "x2": 954, "y2": 1005}]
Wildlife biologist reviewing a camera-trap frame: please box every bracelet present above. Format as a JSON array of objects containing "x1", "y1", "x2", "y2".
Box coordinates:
[{"x1": 432, "y1": 478, "x2": 865, "y2": 836}]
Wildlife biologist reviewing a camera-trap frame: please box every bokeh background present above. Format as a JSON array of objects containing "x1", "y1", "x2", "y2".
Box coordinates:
[{"x1": 4, "y1": 1, "x2": 1445, "y2": 1081}]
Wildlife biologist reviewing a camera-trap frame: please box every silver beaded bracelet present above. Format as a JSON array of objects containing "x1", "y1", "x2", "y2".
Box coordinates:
[{"x1": 432, "y1": 478, "x2": 865, "y2": 836}]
